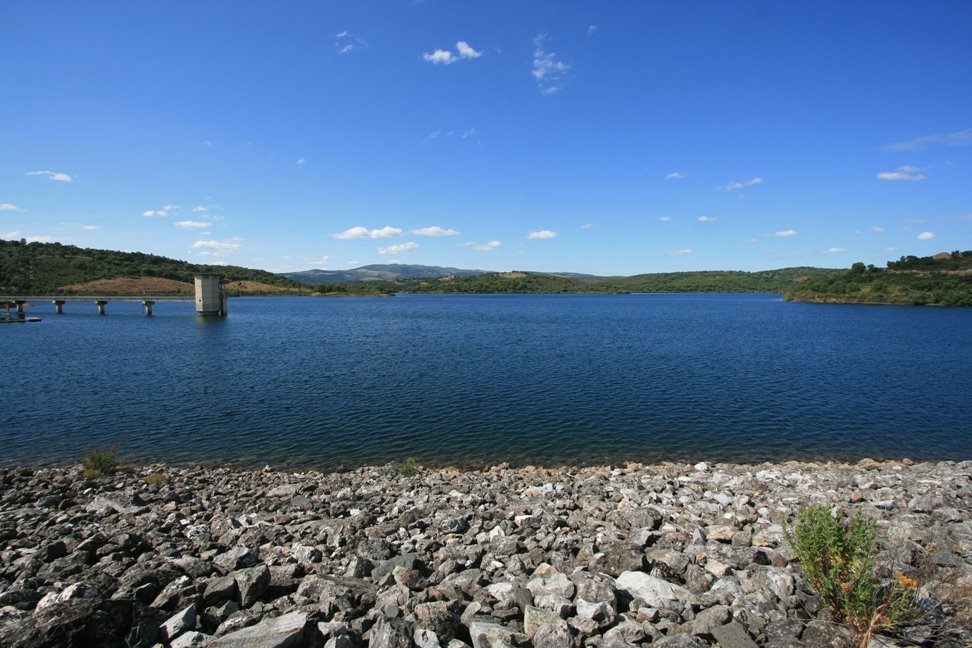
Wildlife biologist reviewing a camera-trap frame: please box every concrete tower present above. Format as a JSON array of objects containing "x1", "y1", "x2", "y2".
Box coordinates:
[{"x1": 194, "y1": 275, "x2": 227, "y2": 316}]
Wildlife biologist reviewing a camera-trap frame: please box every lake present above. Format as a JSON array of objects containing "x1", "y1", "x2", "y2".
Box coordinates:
[{"x1": 2, "y1": 293, "x2": 970, "y2": 468}]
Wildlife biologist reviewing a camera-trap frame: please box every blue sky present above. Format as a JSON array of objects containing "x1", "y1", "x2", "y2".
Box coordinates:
[{"x1": 2, "y1": 1, "x2": 970, "y2": 275}]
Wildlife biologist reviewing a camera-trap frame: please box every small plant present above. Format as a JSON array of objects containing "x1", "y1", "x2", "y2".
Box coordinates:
[
  {"x1": 786, "y1": 504, "x2": 919, "y2": 646},
  {"x1": 398, "y1": 457, "x2": 420, "y2": 477},
  {"x1": 80, "y1": 446, "x2": 131, "y2": 479},
  {"x1": 144, "y1": 472, "x2": 169, "y2": 486}
]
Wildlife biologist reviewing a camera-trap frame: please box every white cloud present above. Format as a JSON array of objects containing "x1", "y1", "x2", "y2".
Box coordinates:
[
  {"x1": 424, "y1": 41, "x2": 482, "y2": 65},
  {"x1": 870, "y1": 226, "x2": 886, "y2": 233},
  {"x1": 192, "y1": 238, "x2": 242, "y2": 256},
  {"x1": 296, "y1": 157, "x2": 305, "y2": 165},
  {"x1": 144, "y1": 204, "x2": 181, "y2": 218},
  {"x1": 82, "y1": 225, "x2": 102, "y2": 230},
  {"x1": 773, "y1": 229, "x2": 797, "y2": 237},
  {"x1": 883, "y1": 128, "x2": 972, "y2": 152},
  {"x1": 24, "y1": 235, "x2": 54, "y2": 243},
  {"x1": 527, "y1": 230, "x2": 558, "y2": 240},
  {"x1": 697, "y1": 216, "x2": 719, "y2": 223},
  {"x1": 411, "y1": 226, "x2": 460, "y2": 237},
  {"x1": 588, "y1": 25, "x2": 599, "y2": 36},
  {"x1": 886, "y1": 247, "x2": 897, "y2": 252},
  {"x1": 824, "y1": 247, "x2": 846, "y2": 254},
  {"x1": 580, "y1": 223, "x2": 593, "y2": 229},
  {"x1": 26, "y1": 170, "x2": 72, "y2": 182},
  {"x1": 305, "y1": 257, "x2": 330, "y2": 268},
  {"x1": 665, "y1": 172, "x2": 684, "y2": 180},
  {"x1": 658, "y1": 216, "x2": 672, "y2": 222},
  {"x1": 716, "y1": 177, "x2": 763, "y2": 191},
  {"x1": 175, "y1": 220, "x2": 211, "y2": 229},
  {"x1": 668, "y1": 248, "x2": 693, "y2": 256},
  {"x1": 378, "y1": 242, "x2": 419, "y2": 255},
  {"x1": 532, "y1": 35, "x2": 570, "y2": 95},
  {"x1": 0, "y1": 203, "x2": 21, "y2": 212},
  {"x1": 466, "y1": 240, "x2": 501, "y2": 251},
  {"x1": 2, "y1": 231, "x2": 20, "y2": 238},
  {"x1": 330, "y1": 226, "x2": 402, "y2": 239},
  {"x1": 917, "y1": 231, "x2": 935, "y2": 240},
  {"x1": 424, "y1": 49, "x2": 456, "y2": 65},
  {"x1": 877, "y1": 165, "x2": 925, "y2": 181},
  {"x1": 456, "y1": 41, "x2": 482, "y2": 59},
  {"x1": 335, "y1": 31, "x2": 368, "y2": 55}
]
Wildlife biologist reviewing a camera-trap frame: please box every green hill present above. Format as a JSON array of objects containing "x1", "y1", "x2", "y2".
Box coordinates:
[
  {"x1": 784, "y1": 251, "x2": 972, "y2": 306},
  {"x1": 8, "y1": 238, "x2": 963, "y2": 304},
  {"x1": 362, "y1": 266, "x2": 842, "y2": 295},
  {"x1": 0, "y1": 239, "x2": 309, "y2": 295}
]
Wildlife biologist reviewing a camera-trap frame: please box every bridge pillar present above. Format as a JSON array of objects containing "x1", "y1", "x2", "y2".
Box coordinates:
[
  {"x1": 95, "y1": 300, "x2": 108, "y2": 315},
  {"x1": 142, "y1": 300, "x2": 155, "y2": 316},
  {"x1": 52, "y1": 300, "x2": 65, "y2": 314}
]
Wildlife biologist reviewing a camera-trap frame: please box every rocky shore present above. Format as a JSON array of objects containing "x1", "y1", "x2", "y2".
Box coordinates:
[{"x1": 1, "y1": 459, "x2": 969, "y2": 648}]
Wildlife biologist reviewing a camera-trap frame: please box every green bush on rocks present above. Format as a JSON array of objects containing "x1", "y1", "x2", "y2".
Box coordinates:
[{"x1": 786, "y1": 504, "x2": 919, "y2": 646}]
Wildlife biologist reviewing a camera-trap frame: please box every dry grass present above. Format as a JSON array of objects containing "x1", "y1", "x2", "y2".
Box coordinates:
[{"x1": 58, "y1": 276, "x2": 193, "y2": 294}]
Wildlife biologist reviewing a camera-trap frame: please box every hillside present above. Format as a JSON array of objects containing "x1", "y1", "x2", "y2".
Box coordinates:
[
  {"x1": 284, "y1": 263, "x2": 485, "y2": 283},
  {"x1": 784, "y1": 251, "x2": 972, "y2": 306},
  {"x1": 7, "y1": 238, "x2": 964, "y2": 303},
  {"x1": 368, "y1": 266, "x2": 843, "y2": 295},
  {"x1": 0, "y1": 239, "x2": 312, "y2": 295}
]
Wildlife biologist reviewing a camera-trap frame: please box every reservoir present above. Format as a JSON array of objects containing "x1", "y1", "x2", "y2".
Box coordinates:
[{"x1": 2, "y1": 293, "x2": 970, "y2": 468}]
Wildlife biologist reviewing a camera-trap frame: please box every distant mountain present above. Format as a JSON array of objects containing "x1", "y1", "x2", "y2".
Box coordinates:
[{"x1": 282, "y1": 264, "x2": 487, "y2": 284}]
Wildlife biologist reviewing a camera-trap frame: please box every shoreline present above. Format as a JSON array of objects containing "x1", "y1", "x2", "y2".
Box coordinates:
[
  {"x1": 1, "y1": 459, "x2": 970, "y2": 647},
  {"x1": 7, "y1": 453, "x2": 972, "y2": 474}
]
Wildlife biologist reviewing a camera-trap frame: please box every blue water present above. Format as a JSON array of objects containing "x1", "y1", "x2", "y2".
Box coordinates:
[{"x1": 2, "y1": 293, "x2": 970, "y2": 468}]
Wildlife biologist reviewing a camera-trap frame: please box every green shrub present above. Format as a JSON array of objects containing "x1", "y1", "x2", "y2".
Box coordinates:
[
  {"x1": 398, "y1": 457, "x2": 420, "y2": 477},
  {"x1": 80, "y1": 446, "x2": 131, "y2": 479},
  {"x1": 786, "y1": 505, "x2": 918, "y2": 646}
]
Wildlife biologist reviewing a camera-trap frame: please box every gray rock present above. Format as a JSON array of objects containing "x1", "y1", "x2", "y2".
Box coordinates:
[
  {"x1": 170, "y1": 630, "x2": 213, "y2": 647},
  {"x1": 414, "y1": 628, "x2": 441, "y2": 648},
  {"x1": 160, "y1": 603, "x2": 197, "y2": 642},
  {"x1": 615, "y1": 571, "x2": 698, "y2": 608},
  {"x1": 234, "y1": 564, "x2": 271, "y2": 607},
  {"x1": 652, "y1": 635, "x2": 708, "y2": 647},
  {"x1": 575, "y1": 598, "x2": 613, "y2": 624},
  {"x1": 523, "y1": 605, "x2": 562, "y2": 636},
  {"x1": 468, "y1": 619, "x2": 517, "y2": 648},
  {"x1": 203, "y1": 575, "x2": 239, "y2": 606},
  {"x1": 414, "y1": 601, "x2": 459, "y2": 642},
  {"x1": 532, "y1": 621, "x2": 572, "y2": 648},
  {"x1": 326, "y1": 635, "x2": 357, "y2": 648},
  {"x1": 800, "y1": 619, "x2": 850, "y2": 647},
  {"x1": 208, "y1": 611, "x2": 308, "y2": 647},
  {"x1": 370, "y1": 616, "x2": 414, "y2": 648},
  {"x1": 267, "y1": 484, "x2": 301, "y2": 498},
  {"x1": 690, "y1": 604, "x2": 729, "y2": 637},
  {"x1": 213, "y1": 547, "x2": 258, "y2": 573},
  {"x1": 372, "y1": 553, "x2": 421, "y2": 584}
]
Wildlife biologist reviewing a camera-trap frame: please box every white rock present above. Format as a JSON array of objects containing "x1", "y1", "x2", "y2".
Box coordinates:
[{"x1": 615, "y1": 571, "x2": 698, "y2": 608}]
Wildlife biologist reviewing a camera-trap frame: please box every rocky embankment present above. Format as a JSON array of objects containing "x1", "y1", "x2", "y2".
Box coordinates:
[{"x1": 1, "y1": 460, "x2": 970, "y2": 648}]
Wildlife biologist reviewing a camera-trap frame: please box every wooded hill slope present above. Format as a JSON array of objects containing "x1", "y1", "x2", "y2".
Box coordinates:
[
  {"x1": 0, "y1": 239, "x2": 308, "y2": 295},
  {"x1": 6, "y1": 239, "x2": 967, "y2": 304},
  {"x1": 784, "y1": 251, "x2": 972, "y2": 306}
]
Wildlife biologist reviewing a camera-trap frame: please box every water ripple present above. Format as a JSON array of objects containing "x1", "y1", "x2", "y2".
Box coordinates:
[{"x1": 2, "y1": 294, "x2": 971, "y2": 467}]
